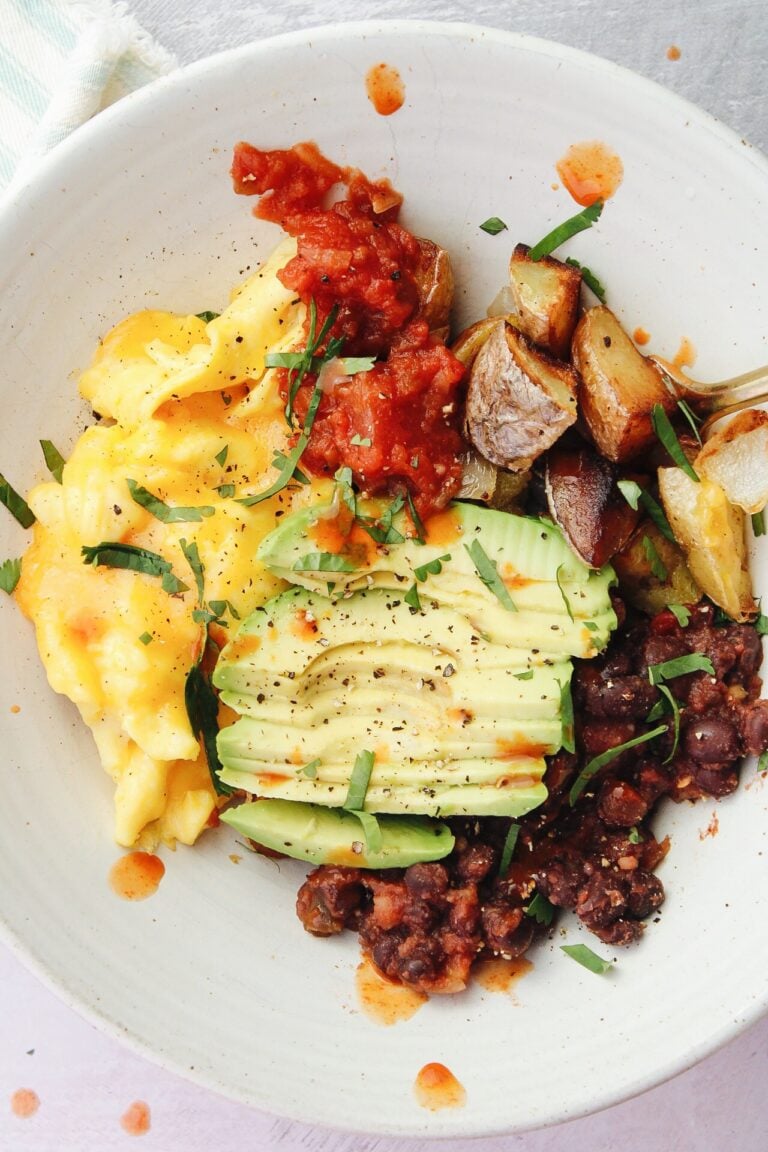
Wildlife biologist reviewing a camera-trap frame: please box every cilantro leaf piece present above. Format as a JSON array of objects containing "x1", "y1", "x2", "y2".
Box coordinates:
[
  {"x1": 0, "y1": 557, "x2": 21, "y2": 594},
  {"x1": 267, "y1": 298, "x2": 342, "y2": 428},
  {"x1": 40, "y1": 440, "x2": 66, "y2": 483},
  {"x1": 0, "y1": 473, "x2": 35, "y2": 528},
  {"x1": 651, "y1": 404, "x2": 699, "y2": 482},
  {"x1": 195, "y1": 311, "x2": 220, "y2": 322},
  {"x1": 404, "y1": 583, "x2": 421, "y2": 611},
  {"x1": 127, "y1": 478, "x2": 215, "y2": 523},
  {"x1": 293, "y1": 552, "x2": 358, "y2": 573},
  {"x1": 642, "y1": 533, "x2": 668, "y2": 580},
  {"x1": 185, "y1": 661, "x2": 232, "y2": 796},
  {"x1": 569, "y1": 724, "x2": 669, "y2": 805},
  {"x1": 82, "y1": 542, "x2": 189, "y2": 594},
  {"x1": 339, "y1": 357, "x2": 376, "y2": 375},
  {"x1": 559, "y1": 679, "x2": 575, "y2": 753},
  {"x1": 302, "y1": 758, "x2": 320, "y2": 779},
  {"x1": 616, "y1": 479, "x2": 675, "y2": 542},
  {"x1": 556, "y1": 564, "x2": 575, "y2": 622},
  {"x1": 464, "y1": 539, "x2": 517, "y2": 612},
  {"x1": 628, "y1": 826, "x2": 644, "y2": 844},
  {"x1": 564, "y1": 257, "x2": 607, "y2": 302},
  {"x1": 667, "y1": 603, "x2": 691, "y2": 627},
  {"x1": 752, "y1": 510, "x2": 766, "y2": 537},
  {"x1": 344, "y1": 749, "x2": 375, "y2": 812},
  {"x1": 498, "y1": 822, "x2": 520, "y2": 876},
  {"x1": 529, "y1": 200, "x2": 603, "y2": 262},
  {"x1": 758, "y1": 750, "x2": 768, "y2": 774},
  {"x1": 138, "y1": 631, "x2": 153, "y2": 646},
  {"x1": 215, "y1": 483, "x2": 236, "y2": 498},
  {"x1": 237, "y1": 380, "x2": 325, "y2": 507},
  {"x1": 357, "y1": 494, "x2": 406, "y2": 545},
  {"x1": 272, "y1": 449, "x2": 309, "y2": 486},
  {"x1": 179, "y1": 538, "x2": 205, "y2": 602},
  {"x1": 349, "y1": 810, "x2": 383, "y2": 854},
  {"x1": 514, "y1": 669, "x2": 534, "y2": 680},
  {"x1": 208, "y1": 599, "x2": 240, "y2": 621},
  {"x1": 333, "y1": 466, "x2": 357, "y2": 516},
  {"x1": 413, "y1": 554, "x2": 451, "y2": 582},
  {"x1": 480, "y1": 216, "x2": 508, "y2": 236},
  {"x1": 561, "y1": 943, "x2": 613, "y2": 974},
  {"x1": 653, "y1": 683, "x2": 681, "y2": 762},
  {"x1": 215, "y1": 445, "x2": 229, "y2": 467},
  {"x1": 647, "y1": 653, "x2": 715, "y2": 684},
  {"x1": 526, "y1": 891, "x2": 556, "y2": 926},
  {"x1": 350, "y1": 434, "x2": 372, "y2": 447},
  {"x1": 405, "y1": 491, "x2": 426, "y2": 544}
]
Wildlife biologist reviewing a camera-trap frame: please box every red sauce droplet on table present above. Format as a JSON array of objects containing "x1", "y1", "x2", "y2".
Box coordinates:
[
  {"x1": 365, "y1": 63, "x2": 405, "y2": 116},
  {"x1": 667, "y1": 45, "x2": 682, "y2": 61},
  {"x1": 10, "y1": 1088, "x2": 39, "y2": 1118},
  {"x1": 633, "y1": 326, "x2": 651, "y2": 346},
  {"x1": 355, "y1": 957, "x2": 427, "y2": 1025},
  {"x1": 556, "y1": 141, "x2": 624, "y2": 206},
  {"x1": 109, "y1": 852, "x2": 165, "y2": 901},
  {"x1": 120, "y1": 1101, "x2": 151, "y2": 1136},
  {"x1": 414, "y1": 1063, "x2": 466, "y2": 1111},
  {"x1": 473, "y1": 955, "x2": 533, "y2": 993}
]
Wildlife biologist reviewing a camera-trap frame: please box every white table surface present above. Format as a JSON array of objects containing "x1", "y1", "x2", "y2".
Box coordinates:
[{"x1": 3, "y1": 1, "x2": 768, "y2": 1148}]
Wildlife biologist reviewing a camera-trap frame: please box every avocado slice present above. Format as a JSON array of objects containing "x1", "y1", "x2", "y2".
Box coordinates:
[
  {"x1": 220, "y1": 799, "x2": 454, "y2": 868},
  {"x1": 256, "y1": 499, "x2": 616, "y2": 656}
]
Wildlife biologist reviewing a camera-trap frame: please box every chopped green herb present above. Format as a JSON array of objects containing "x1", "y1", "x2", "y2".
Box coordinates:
[
  {"x1": 272, "y1": 449, "x2": 309, "y2": 486},
  {"x1": 0, "y1": 473, "x2": 35, "y2": 528},
  {"x1": 350, "y1": 810, "x2": 383, "y2": 853},
  {"x1": 677, "y1": 398, "x2": 703, "y2": 445},
  {"x1": 616, "y1": 479, "x2": 675, "y2": 542},
  {"x1": 339, "y1": 357, "x2": 376, "y2": 375},
  {"x1": 529, "y1": 200, "x2": 603, "y2": 262},
  {"x1": 40, "y1": 439, "x2": 66, "y2": 483},
  {"x1": 138, "y1": 631, "x2": 153, "y2": 645},
  {"x1": 559, "y1": 679, "x2": 575, "y2": 753},
  {"x1": 81, "y1": 542, "x2": 189, "y2": 595},
  {"x1": 192, "y1": 606, "x2": 228, "y2": 628},
  {"x1": 561, "y1": 943, "x2": 613, "y2": 974},
  {"x1": 333, "y1": 466, "x2": 357, "y2": 516},
  {"x1": 570, "y1": 724, "x2": 669, "y2": 805},
  {"x1": 653, "y1": 683, "x2": 681, "y2": 762},
  {"x1": 526, "y1": 891, "x2": 555, "y2": 926},
  {"x1": 410, "y1": 455, "x2": 420, "y2": 469},
  {"x1": 185, "y1": 661, "x2": 232, "y2": 796},
  {"x1": 405, "y1": 491, "x2": 426, "y2": 544},
  {"x1": 667, "y1": 603, "x2": 691, "y2": 627},
  {"x1": 215, "y1": 446, "x2": 229, "y2": 467},
  {"x1": 628, "y1": 826, "x2": 644, "y2": 844},
  {"x1": 344, "y1": 749, "x2": 375, "y2": 812},
  {"x1": 756, "y1": 612, "x2": 768, "y2": 636},
  {"x1": 642, "y1": 534, "x2": 668, "y2": 581},
  {"x1": 196, "y1": 311, "x2": 220, "y2": 323},
  {"x1": 357, "y1": 494, "x2": 406, "y2": 546},
  {"x1": 404, "y1": 583, "x2": 421, "y2": 611},
  {"x1": 514, "y1": 669, "x2": 534, "y2": 680},
  {"x1": 302, "y1": 758, "x2": 321, "y2": 779},
  {"x1": 265, "y1": 298, "x2": 342, "y2": 428},
  {"x1": 498, "y1": 822, "x2": 520, "y2": 876},
  {"x1": 215, "y1": 483, "x2": 236, "y2": 498},
  {"x1": 757, "y1": 750, "x2": 768, "y2": 774},
  {"x1": 208, "y1": 599, "x2": 241, "y2": 621},
  {"x1": 127, "y1": 479, "x2": 215, "y2": 523},
  {"x1": 651, "y1": 404, "x2": 699, "y2": 482},
  {"x1": 479, "y1": 216, "x2": 508, "y2": 236},
  {"x1": 293, "y1": 552, "x2": 358, "y2": 573},
  {"x1": 752, "y1": 510, "x2": 766, "y2": 537},
  {"x1": 413, "y1": 554, "x2": 451, "y2": 582},
  {"x1": 584, "y1": 621, "x2": 599, "y2": 632},
  {"x1": 350, "y1": 434, "x2": 373, "y2": 447},
  {"x1": 464, "y1": 539, "x2": 517, "y2": 612},
  {"x1": 647, "y1": 653, "x2": 715, "y2": 685},
  {"x1": 179, "y1": 538, "x2": 205, "y2": 601},
  {"x1": 0, "y1": 557, "x2": 21, "y2": 594},
  {"x1": 564, "y1": 257, "x2": 606, "y2": 302},
  {"x1": 556, "y1": 564, "x2": 575, "y2": 622},
  {"x1": 237, "y1": 380, "x2": 324, "y2": 507}
]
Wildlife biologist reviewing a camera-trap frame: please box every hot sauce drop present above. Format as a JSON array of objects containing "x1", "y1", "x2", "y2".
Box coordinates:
[
  {"x1": 556, "y1": 141, "x2": 624, "y2": 207},
  {"x1": 474, "y1": 955, "x2": 533, "y2": 993},
  {"x1": 120, "y1": 1101, "x2": 151, "y2": 1136},
  {"x1": 10, "y1": 1089, "x2": 39, "y2": 1119},
  {"x1": 355, "y1": 957, "x2": 427, "y2": 1025},
  {"x1": 414, "y1": 1063, "x2": 466, "y2": 1111},
  {"x1": 365, "y1": 63, "x2": 405, "y2": 116},
  {"x1": 109, "y1": 852, "x2": 165, "y2": 901}
]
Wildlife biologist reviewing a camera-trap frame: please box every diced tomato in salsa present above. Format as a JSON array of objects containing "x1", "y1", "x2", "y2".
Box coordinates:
[{"x1": 232, "y1": 141, "x2": 467, "y2": 519}]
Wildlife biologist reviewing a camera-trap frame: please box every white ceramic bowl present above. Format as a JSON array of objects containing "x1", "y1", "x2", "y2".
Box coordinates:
[{"x1": 1, "y1": 21, "x2": 767, "y2": 1139}]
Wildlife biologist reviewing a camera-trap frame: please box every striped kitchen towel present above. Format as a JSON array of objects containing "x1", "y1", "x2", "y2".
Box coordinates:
[{"x1": 0, "y1": 0, "x2": 175, "y2": 195}]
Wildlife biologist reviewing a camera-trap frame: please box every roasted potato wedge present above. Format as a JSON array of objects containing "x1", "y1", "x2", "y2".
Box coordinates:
[
  {"x1": 613, "y1": 521, "x2": 700, "y2": 615},
  {"x1": 697, "y1": 408, "x2": 768, "y2": 514},
  {"x1": 572, "y1": 306, "x2": 676, "y2": 463},
  {"x1": 451, "y1": 315, "x2": 518, "y2": 369},
  {"x1": 464, "y1": 321, "x2": 578, "y2": 471},
  {"x1": 413, "y1": 238, "x2": 454, "y2": 332},
  {"x1": 657, "y1": 465, "x2": 755, "y2": 621},
  {"x1": 509, "y1": 243, "x2": 582, "y2": 360},
  {"x1": 545, "y1": 444, "x2": 640, "y2": 568}
]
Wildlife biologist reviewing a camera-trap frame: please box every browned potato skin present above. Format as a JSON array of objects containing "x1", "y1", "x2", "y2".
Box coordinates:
[
  {"x1": 509, "y1": 243, "x2": 582, "y2": 360},
  {"x1": 413, "y1": 238, "x2": 454, "y2": 332},
  {"x1": 613, "y1": 521, "x2": 700, "y2": 615},
  {"x1": 464, "y1": 321, "x2": 578, "y2": 471},
  {"x1": 572, "y1": 306, "x2": 677, "y2": 463},
  {"x1": 545, "y1": 444, "x2": 640, "y2": 568}
]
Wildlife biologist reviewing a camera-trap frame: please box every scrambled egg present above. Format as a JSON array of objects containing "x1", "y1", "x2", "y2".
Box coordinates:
[{"x1": 16, "y1": 238, "x2": 327, "y2": 849}]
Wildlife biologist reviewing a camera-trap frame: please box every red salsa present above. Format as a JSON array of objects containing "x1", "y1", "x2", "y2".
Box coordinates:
[{"x1": 231, "y1": 141, "x2": 466, "y2": 519}]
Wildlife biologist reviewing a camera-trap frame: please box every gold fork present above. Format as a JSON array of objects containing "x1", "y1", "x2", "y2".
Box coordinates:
[{"x1": 651, "y1": 358, "x2": 768, "y2": 434}]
